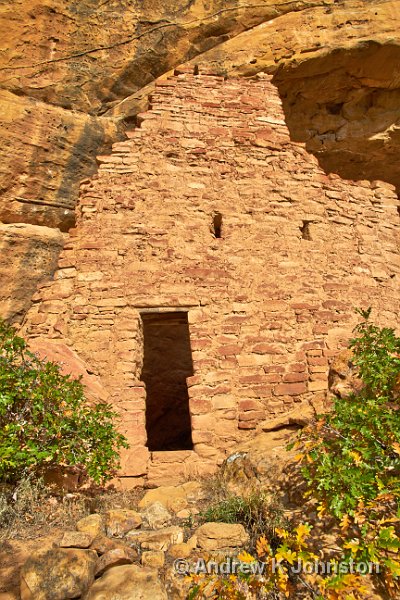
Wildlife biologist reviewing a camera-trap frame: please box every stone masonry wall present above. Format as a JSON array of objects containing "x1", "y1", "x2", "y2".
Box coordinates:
[{"x1": 22, "y1": 69, "x2": 400, "y2": 486}]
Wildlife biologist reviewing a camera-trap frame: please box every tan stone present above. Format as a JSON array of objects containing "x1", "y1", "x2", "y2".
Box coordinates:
[
  {"x1": 20, "y1": 548, "x2": 96, "y2": 600},
  {"x1": 85, "y1": 565, "x2": 167, "y2": 600},
  {"x1": 127, "y1": 526, "x2": 184, "y2": 551},
  {"x1": 164, "y1": 571, "x2": 193, "y2": 600},
  {"x1": 28, "y1": 340, "x2": 109, "y2": 404},
  {"x1": 168, "y1": 543, "x2": 192, "y2": 559},
  {"x1": 76, "y1": 514, "x2": 105, "y2": 539},
  {"x1": 196, "y1": 523, "x2": 249, "y2": 551},
  {"x1": 59, "y1": 531, "x2": 94, "y2": 549},
  {"x1": 328, "y1": 348, "x2": 362, "y2": 399},
  {"x1": 95, "y1": 547, "x2": 137, "y2": 577},
  {"x1": 141, "y1": 502, "x2": 172, "y2": 529},
  {"x1": 0, "y1": 224, "x2": 63, "y2": 323},
  {"x1": 105, "y1": 509, "x2": 142, "y2": 537},
  {"x1": 218, "y1": 452, "x2": 259, "y2": 497},
  {"x1": 90, "y1": 536, "x2": 133, "y2": 556},
  {"x1": 186, "y1": 535, "x2": 198, "y2": 550},
  {"x1": 141, "y1": 550, "x2": 165, "y2": 568},
  {"x1": 138, "y1": 482, "x2": 202, "y2": 512},
  {"x1": 261, "y1": 401, "x2": 316, "y2": 432}
]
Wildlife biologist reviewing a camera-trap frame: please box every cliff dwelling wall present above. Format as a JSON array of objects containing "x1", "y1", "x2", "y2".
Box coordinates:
[{"x1": 21, "y1": 69, "x2": 400, "y2": 486}]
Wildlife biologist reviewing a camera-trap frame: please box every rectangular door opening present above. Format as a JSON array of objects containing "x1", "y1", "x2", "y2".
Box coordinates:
[{"x1": 140, "y1": 311, "x2": 194, "y2": 451}]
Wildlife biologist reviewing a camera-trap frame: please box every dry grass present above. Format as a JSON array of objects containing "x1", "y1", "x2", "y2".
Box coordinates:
[
  {"x1": 0, "y1": 476, "x2": 89, "y2": 542},
  {"x1": 0, "y1": 476, "x2": 145, "y2": 543},
  {"x1": 197, "y1": 471, "x2": 288, "y2": 551}
]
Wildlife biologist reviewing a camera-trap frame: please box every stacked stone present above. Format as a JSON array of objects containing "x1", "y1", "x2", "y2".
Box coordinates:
[{"x1": 22, "y1": 70, "x2": 400, "y2": 486}]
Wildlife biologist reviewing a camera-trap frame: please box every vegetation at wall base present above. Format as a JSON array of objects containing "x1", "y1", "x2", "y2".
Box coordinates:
[
  {"x1": 189, "y1": 309, "x2": 400, "y2": 599},
  {"x1": 294, "y1": 308, "x2": 400, "y2": 597},
  {"x1": 0, "y1": 319, "x2": 128, "y2": 484},
  {"x1": 200, "y1": 491, "x2": 287, "y2": 552}
]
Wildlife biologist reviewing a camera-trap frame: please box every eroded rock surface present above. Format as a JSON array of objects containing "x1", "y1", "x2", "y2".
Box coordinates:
[
  {"x1": 20, "y1": 548, "x2": 97, "y2": 600},
  {"x1": 85, "y1": 564, "x2": 168, "y2": 600},
  {"x1": 0, "y1": 224, "x2": 63, "y2": 323},
  {"x1": 196, "y1": 522, "x2": 249, "y2": 551}
]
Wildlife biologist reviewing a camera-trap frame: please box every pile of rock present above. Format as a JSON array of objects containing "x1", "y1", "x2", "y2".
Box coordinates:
[{"x1": 18, "y1": 481, "x2": 249, "y2": 600}]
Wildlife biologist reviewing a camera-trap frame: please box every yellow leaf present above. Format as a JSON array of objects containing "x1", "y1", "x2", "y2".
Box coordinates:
[
  {"x1": 349, "y1": 450, "x2": 362, "y2": 465},
  {"x1": 275, "y1": 528, "x2": 290, "y2": 540},
  {"x1": 392, "y1": 442, "x2": 400, "y2": 455},
  {"x1": 317, "y1": 502, "x2": 326, "y2": 517},
  {"x1": 343, "y1": 538, "x2": 360, "y2": 555},
  {"x1": 354, "y1": 511, "x2": 367, "y2": 526},
  {"x1": 256, "y1": 535, "x2": 271, "y2": 558},
  {"x1": 237, "y1": 551, "x2": 255, "y2": 563},
  {"x1": 295, "y1": 523, "x2": 311, "y2": 544},
  {"x1": 340, "y1": 514, "x2": 351, "y2": 531},
  {"x1": 275, "y1": 548, "x2": 297, "y2": 565}
]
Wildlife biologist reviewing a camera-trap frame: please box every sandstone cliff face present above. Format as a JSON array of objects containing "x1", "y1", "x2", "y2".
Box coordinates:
[
  {"x1": 1, "y1": 0, "x2": 400, "y2": 320},
  {"x1": 0, "y1": 224, "x2": 63, "y2": 322}
]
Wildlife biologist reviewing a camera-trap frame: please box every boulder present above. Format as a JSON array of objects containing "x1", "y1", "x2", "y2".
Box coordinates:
[
  {"x1": 76, "y1": 514, "x2": 105, "y2": 538},
  {"x1": 195, "y1": 523, "x2": 249, "y2": 551},
  {"x1": 168, "y1": 534, "x2": 198, "y2": 559},
  {"x1": 90, "y1": 536, "x2": 134, "y2": 556},
  {"x1": 29, "y1": 340, "x2": 109, "y2": 405},
  {"x1": 141, "y1": 551, "x2": 165, "y2": 568},
  {"x1": 85, "y1": 565, "x2": 167, "y2": 600},
  {"x1": 141, "y1": 502, "x2": 172, "y2": 529},
  {"x1": 168, "y1": 543, "x2": 192, "y2": 559},
  {"x1": 59, "y1": 531, "x2": 94, "y2": 549},
  {"x1": 105, "y1": 509, "x2": 142, "y2": 537},
  {"x1": 328, "y1": 348, "x2": 362, "y2": 399},
  {"x1": 20, "y1": 548, "x2": 96, "y2": 600},
  {"x1": 127, "y1": 526, "x2": 184, "y2": 551},
  {"x1": 261, "y1": 401, "x2": 316, "y2": 431},
  {"x1": 95, "y1": 547, "x2": 136, "y2": 577},
  {"x1": 218, "y1": 452, "x2": 259, "y2": 497},
  {"x1": 138, "y1": 482, "x2": 202, "y2": 512}
]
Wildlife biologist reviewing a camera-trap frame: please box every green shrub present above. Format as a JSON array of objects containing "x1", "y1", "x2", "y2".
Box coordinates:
[
  {"x1": 0, "y1": 319, "x2": 128, "y2": 484},
  {"x1": 295, "y1": 309, "x2": 400, "y2": 596},
  {"x1": 201, "y1": 491, "x2": 286, "y2": 549}
]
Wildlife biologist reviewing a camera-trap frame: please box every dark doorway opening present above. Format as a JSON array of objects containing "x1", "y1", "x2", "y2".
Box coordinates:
[{"x1": 140, "y1": 311, "x2": 194, "y2": 451}]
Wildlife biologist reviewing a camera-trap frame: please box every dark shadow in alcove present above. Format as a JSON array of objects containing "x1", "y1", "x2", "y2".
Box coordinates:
[
  {"x1": 272, "y1": 41, "x2": 400, "y2": 197},
  {"x1": 140, "y1": 311, "x2": 194, "y2": 451}
]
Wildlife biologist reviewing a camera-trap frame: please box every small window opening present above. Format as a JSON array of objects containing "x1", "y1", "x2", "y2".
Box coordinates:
[
  {"x1": 140, "y1": 312, "x2": 194, "y2": 451},
  {"x1": 300, "y1": 220, "x2": 312, "y2": 241},
  {"x1": 326, "y1": 102, "x2": 343, "y2": 115},
  {"x1": 213, "y1": 213, "x2": 223, "y2": 238}
]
